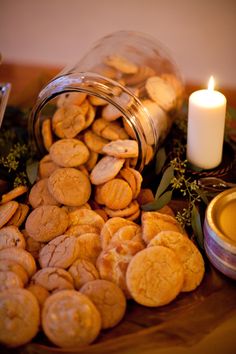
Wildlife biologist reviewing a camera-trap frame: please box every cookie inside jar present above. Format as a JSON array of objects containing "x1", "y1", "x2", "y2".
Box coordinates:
[{"x1": 29, "y1": 30, "x2": 184, "y2": 173}]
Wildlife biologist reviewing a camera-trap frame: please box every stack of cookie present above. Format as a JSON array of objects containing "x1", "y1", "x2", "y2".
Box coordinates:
[{"x1": 0, "y1": 178, "x2": 205, "y2": 349}]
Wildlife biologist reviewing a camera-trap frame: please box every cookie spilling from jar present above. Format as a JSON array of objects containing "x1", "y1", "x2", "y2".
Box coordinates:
[
  {"x1": 40, "y1": 54, "x2": 184, "y2": 170},
  {"x1": 0, "y1": 179, "x2": 205, "y2": 349}
]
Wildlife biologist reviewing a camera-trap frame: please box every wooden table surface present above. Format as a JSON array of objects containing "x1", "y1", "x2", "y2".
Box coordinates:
[{"x1": 0, "y1": 62, "x2": 236, "y2": 354}]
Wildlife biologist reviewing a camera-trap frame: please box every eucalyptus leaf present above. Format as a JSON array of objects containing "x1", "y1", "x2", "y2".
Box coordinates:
[
  {"x1": 26, "y1": 160, "x2": 39, "y2": 185},
  {"x1": 191, "y1": 205, "x2": 204, "y2": 249},
  {"x1": 155, "y1": 165, "x2": 174, "y2": 200},
  {"x1": 196, "y1": 189, "x2": 209, "y2": 205},
  {"x1": 142, "y1": 190, "x2": 173, "y2": 211},
  {"x1": 155, "y1": 147, "x2": 167, "y2": 175}
]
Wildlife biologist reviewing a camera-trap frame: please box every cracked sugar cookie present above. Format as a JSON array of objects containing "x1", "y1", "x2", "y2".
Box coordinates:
[{"x1": 126, "y1": 246, "x2": 184, "y2": 307}]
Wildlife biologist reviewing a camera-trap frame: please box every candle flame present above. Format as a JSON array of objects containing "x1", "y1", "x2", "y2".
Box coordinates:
[{"x1": 208, "y1": 76, "x2": 215, "y2": 91}]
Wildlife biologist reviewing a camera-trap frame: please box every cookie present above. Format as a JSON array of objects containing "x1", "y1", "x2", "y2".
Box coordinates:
[
  {"x1": 80, "y1": 279, "x2": 126, "y2": 329},
  {"x1": 28, "y1": 179, "x2": 60, "y2": 208},
  {"x1": 52, "y1": 105, "x2": 86, "y2": 138},
  {"x1": 145, "y1": 76, "x2": 177, "y2": 111},
  {"x1": 104, "y1": 200, "x2": 140, "y2": 218},
  {"x1": 57, "y1": 92, "x2": 87, "y2": 107},
  {"x1": 123, "y1": 65, "x2": 155, "y2": 86},
  {"x1": 42, "y1": 290, "x2": 101, "y2": 348},
  {"x1": 0, "y1": 247, "x2": 36, "y2": 277},
  {"x1": 96, "y1": 244, "x2": 135, "y2": 297},
  {"x1": 39, "y1": 234, "x2": 80, "y2": 269},
  {"x1": 84, "y1": 130, "x2": 109, "y2": 154},
  {"x1": 85, "y1": 150, "x2": 98, "y2": 171},
  {"x1": 90, "y1": 156, "x2": 125, "y2": 185},
  {"x1": 0, "y1": 259, "x2": 29, "y2": 285},
  {"x1": 68, "y1": 258, "x2": 99, "y2": 290},
  {"x1": 26, "y1": 284, "x2": 50, "y2": 308},
  {"x1": 109, "y1": 224, "x2": 142, "y2": 247},
  {"x1": 0, "y1": 201, "x2": 19, "y2": 228},
  {"x1": 141, "y1": 211, "x2": 185, "y2": 244},
  {"x1": 0, "y1": 186, "x2": 28, "y2": 204},
  {"x1": 0, "y1": 288, "x2": 40, "y2": 347},
  {"x1": 126, "y1": 246, "x2": 184, "y2": 306},
  {"x1": 38, "y1": 154, "x2": 59, "y2": 179},
  {"x1": 0, "y1": 271, "x2": 24, "y2": 291},
  {"x1": 49, "y1": 138, "x2": 89, "y2": 167},
  {"x1": 105, "y1": 55, "x2": 138, "y2": 74},
  {"x1": 65, "y1": 224, "x2": 100, "y2": 237},
  {"x1": 42, "y1": 118, "x2": 53, "y2": 151},
  {"x1": 102, "y1": 139, "x2": 138, "y2": 158},
  {"x1": 76, "y1": 232, "x2": 102, "y2": 264},
  {"x1": 100, "y1": 178, "x2": 133, "y2": 210},
  {"x1": 68, "y1": 208, "x2": 105, "y2": 231},
  {"x1": 6, "y1": 203, "x2": 29, "y2": 227},
  {"x1": 48, "y1": 168, "x2": 91, "y2": 206},
  {"x1": 25, "y1": 205, "x2": 69, "y2": 242},
  {"x1": 92, "y1": 118, "x2": 128, "y2": 141},
  {"x1": 31, "y1": 267, "x2": 74, "y2": 292},
  {"x1": 23, "y1": 229, "x2": 44, "y2": 260},
  {"x1": 119, "y1": 167, "x2": 137, "y2": 196},
  {"x1": 100, "y1": 217, "x2": 136, "y2": 250},
  {"x1": 148, "y1": 231, "x2": 205, "y2": 292},
  {"x1": 0, "y1": 225, "x2": 26, "y2": 250}
]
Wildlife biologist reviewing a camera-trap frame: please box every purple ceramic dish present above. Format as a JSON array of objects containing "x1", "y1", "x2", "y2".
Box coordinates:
[{"x1": 204, "y1": 187, "x2": 236, "y2": 280}]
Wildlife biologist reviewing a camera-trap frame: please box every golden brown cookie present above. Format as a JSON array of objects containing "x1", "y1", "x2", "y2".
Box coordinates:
[
  {"x1": 80, "y1": 279, "x2": 126, "y2": 329},
  {"x1": 52, "y1": 105, "x2": 86, "y2": 138},
  {"x1": 48, "y1": 167, "x2": 91, "y2": 206},
  {"x1": 123, "y1": 65, "x2": 155, "y2": 86},
  {"x1": 0, "y1": 259, "x2": 29, "y2": 285},
  {"x1": 141, "y1": 211, "x2": 185, "y2": 244},
  {"x1": 42, "y1": 118, "x2": 53, "y2": 151},
  {"x1": 0, "y1": 201, "x2": 19, "y2": 228},
  {"x1": 100, "y1": 178, "x2": 133, "y2": 210},
  {"x1": 76, "y1": 232, "x2": 102, "y2": 264},
  {"x1": 85, "y1": 150, "x2": 99, "y2": 171},
  {"x1": 38, "y1": 154, "x2": 59, "y2": 179},
  {"x1": 68, "y1": 258, "x2": 99, "y2": 290},
  {"x1": 57, "y1": 92, "x2": 87, "y2": 107},
  {"x1": 0, "y1": 186, "x2": 28, "y2": 204},
  {"x1": 0, "y1": 288, "x2": 40, "y2": 347},
  {"x1": 104, "y1": 200, "x2": 140, "y2": 218},
  {"x1": 102, "y1": 139, "x2": 139, "y2": 158},
  {"x1": 145, "y1": 76, "x2": 177, "y2": 111},
  {"x1": 96, "y1": 244, "x2": 135, "y2": 297},
  {"x1": 29, "y1": 179, "x2": 60, "y2": 208},
  {"x1": 25, "y1": 205, "x2": 69, "y2": 242},
  {"x1": 129, "y1": 168, "x2": 143, "y2": 199},
  {"x1": 126, "y1": 246, "x2": 184, "y2": 306},
  {"x1": 65, "y1": 224, "x2": 100, "y2": 237},
  {"x1": 90, "y1": 156, "x2": 125, "y2": 185},
  {"x1": 109, "y1": 224, "x2": 142, "y2": 247},
  {"x1": 42, "y1": 290, "x2": 101, "y2": 348},
  {"x1": 92, "y1": 118, "x2": 128, "y2": 140},
  {"x1": 0, "y1": 270, "x2": 24, "y2": 291},
  {"x1": 137, "y1": 188, "x2": 155, "y2": 206},
  {"x1": 119, "y1": 167, "x2": 137, "y2": 196},
  {"x1": 6, "y1": 203, "x2": 29, "y2": 227},
  {"x1": 68, "y1": 208, "x2": 105, "y2": 231},
  {"x1": 26, "y1": 284, "x2": 50, "y2": 308},
  {"x1": 22, "y1": 229, "x2": 44, "y2": 260},
  {"x1": 31, "y1": 267, "x2": 74, "y2": 292},
  {"x1": 39, "y1": 234, "x2": 80, "y2": 269},
  {"x1": 84, "y1": 130, "x2": 109, "y2": 154},
  {"x1": 49, "y1": 138, "x2": 90, "y2": 167},
  {"x1": 158, "y1": 204, "x2": 175, "y2": 217},
  {"x1": 148, "y1": 231, "x2": 205, "y2": 292},
  {"x1": 100, "y1": 217, "x2": 136, "y2": 250},
  {"x1": 105, "y1": 55, "x2": 138, "y2": 74},
  {"x1": 0, "y1": 225, "x2": 26, "y2": 250},
  {"x1": 0, "y1": 247, "x2": 36, "y2": 277}
]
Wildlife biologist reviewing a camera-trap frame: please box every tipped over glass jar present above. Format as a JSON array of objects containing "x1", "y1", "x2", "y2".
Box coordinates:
[{"x1": 29, "y1": 30, "x2": 184, "y2": 171}]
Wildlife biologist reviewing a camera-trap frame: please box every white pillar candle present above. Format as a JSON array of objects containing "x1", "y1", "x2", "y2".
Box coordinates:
[{"x1": 187, "y1": 76, "x2": 227, "y2": 169}]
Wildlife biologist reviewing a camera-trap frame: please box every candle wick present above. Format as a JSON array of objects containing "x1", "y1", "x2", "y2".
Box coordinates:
[{"x1": 208, "y1": 76, "x2": 215, "y2": 91}]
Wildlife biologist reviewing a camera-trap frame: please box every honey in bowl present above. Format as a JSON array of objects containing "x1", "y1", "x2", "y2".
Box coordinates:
[{"x1": 216, "y1": 199, "x2": 236, "y2": 241}]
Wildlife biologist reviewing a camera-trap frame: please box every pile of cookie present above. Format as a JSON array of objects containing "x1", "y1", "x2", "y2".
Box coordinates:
[{"x1": 0, "y1": 180, "x2": 205, "y2": 349}]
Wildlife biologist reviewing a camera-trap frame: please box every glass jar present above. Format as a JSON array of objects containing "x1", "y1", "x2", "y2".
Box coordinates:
[{"x1": 29, "y1": 30, "x2": 184, "y2": 171}]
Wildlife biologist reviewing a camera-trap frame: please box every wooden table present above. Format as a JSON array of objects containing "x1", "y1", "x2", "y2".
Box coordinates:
[{"x1": 1, "y1": 62, "x2": 236, "y2": 354}]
